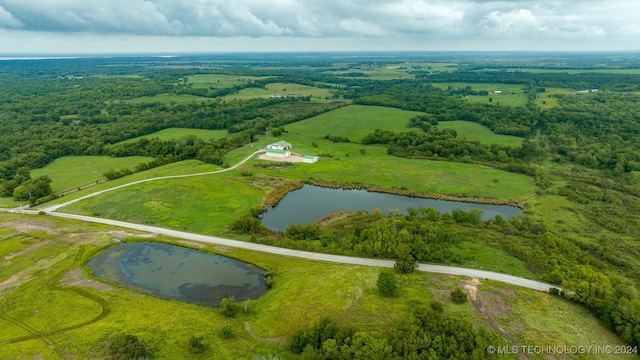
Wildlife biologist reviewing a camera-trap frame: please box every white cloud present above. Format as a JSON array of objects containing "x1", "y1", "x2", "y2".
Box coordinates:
[
  {"x1": 0, "y1": 0, "x2": 638, "y2": 52},
  {"x1": 0, "y1": 5, "x2": 21, "y2": 28}
]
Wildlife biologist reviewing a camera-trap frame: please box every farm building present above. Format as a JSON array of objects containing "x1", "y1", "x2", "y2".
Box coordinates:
[
  {"x1": 265, "y1": 149, "x2": 291, "y2": 158},
  {"x1": 267, "y1": 140, "x2": 292, "y2": 151},
  {"x1": 302, "y1": 155, "x2": 319, "y2": 164}
]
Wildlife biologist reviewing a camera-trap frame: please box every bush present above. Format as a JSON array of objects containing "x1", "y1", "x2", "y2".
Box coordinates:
[
  {"x1": 188, "y1": 335, "x2": 205, "y2": 354},
  {"x1": 220, "y1": 297, "x2": 240, "y2": 317},
  {"x1": 450, "y1": 287, "x2": 468, "y2": 304},
  {"x1": 220, "y1": 324, "x2": 235, "y2": 339},
  {"x1": 394, "y1": 254, "x2": 417, "y2": 274},
  {"x1": 376, "y1": 270, "x2": 397, "y2": 297},
  {"x1": 108, "y1": 333, "x2": 149, "y2": 360}
]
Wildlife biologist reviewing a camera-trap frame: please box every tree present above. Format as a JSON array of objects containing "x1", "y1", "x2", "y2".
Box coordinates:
[
  {"x1": 450, "y1": 287, "x2": 468, "y2": 304},
  {"x1": 108, "y1": 333, "x2": 150, "y2": 360},
  {"x1": 188, "y1": 335, "x2": 205, "y2": 354},
  {"x1": 376, "y1": 270, "x2": 397, "y2": 297},
  {"x1": 394, "y1": 253, "x2": 417, "y2": 274}
]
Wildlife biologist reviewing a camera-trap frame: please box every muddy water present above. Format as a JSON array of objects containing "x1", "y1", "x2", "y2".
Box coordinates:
[{"x1": 87, "y1": 242, "x2": 267, "y2": 307}]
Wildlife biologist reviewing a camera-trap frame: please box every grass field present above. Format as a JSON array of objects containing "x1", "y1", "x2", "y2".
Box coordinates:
[
  {"x1": 185, "y1": 74, "x2": 269, "y2": 89},
  {"x1": 31, "y1": 156, "x2": 154, "y2": 193},
  {"x1": 283, "y1": 105, "x2": 424, "y2": 141},
  {"x1": 0, "y1": 214, "x2": 629, "y2": 359},
  {"x1": 222, "y1": 83, "x2": 334, "y2": 102},
  {"x1": 116, "y1": 128, "x2": 228, "y2": 144},
  {"x1": 127, "y1": 93, "x2": 212, "y2": 104},
  {"x1": 437, "y1": 121, "x2": 524, "y2": 147},
  {"x1": 35, "y1": 160, "x2": 222, "y2": 210},
  {"x1": 431, "y1": 82, "x2": 529, "y2": 107}
]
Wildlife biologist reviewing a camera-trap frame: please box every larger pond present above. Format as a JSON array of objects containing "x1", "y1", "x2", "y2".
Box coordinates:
[
  {"x1": 87, "y1": 242, "x2": 268, "y2": 307},
  {"x1": 261, "y1": 185, "x2": 522, "y2": 232}
]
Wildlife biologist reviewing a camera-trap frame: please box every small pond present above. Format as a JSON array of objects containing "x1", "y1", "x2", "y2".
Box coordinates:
[
  {"x1": 261, "y1": 185, "x2": 522, "y2": 232},
  {"x1": 87, "y1": 242, "x2": 268, "y2": 307}
]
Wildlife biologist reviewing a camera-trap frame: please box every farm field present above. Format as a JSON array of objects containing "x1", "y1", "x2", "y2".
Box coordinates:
[
  {"x1": 185, "y1": 74, "x2": 270, "y2": 88},
  {"x1": 437, "y1": 121, "x2": 524, "y2": 147},
  {"x1": 283, "y1": 105, "x2": 424, "y2": 142},
  {"x1": 116, "y1": 128, "x2": 229, "y2": 144},
  {"x1": 126, "y1": 93, "x2": 212, "y2": 104},
  {"x1": 222, "y1": 83, "x2": 334, "y2": 102},
  {"x1": 31, "y1": 156, "x2": 154, "y2": 193},
  {"x1": 431, "y1": 82, "x2": 529, "y2": 107},
  {"x1": 0, "y1": 213, "x2": 629, "y2": 359}
]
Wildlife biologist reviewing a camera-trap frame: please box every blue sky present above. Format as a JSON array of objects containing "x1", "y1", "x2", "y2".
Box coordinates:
[{"x1": 0, "y1": 0, "x2": 638, "y2": 54}]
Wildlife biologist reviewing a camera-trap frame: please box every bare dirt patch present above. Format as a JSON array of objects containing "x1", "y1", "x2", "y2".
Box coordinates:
[
  {"x1": 60, "y1": 268, "x2": 114, "y2": 292},
  {"x1": 1, "y1": 220, "x2": 62, "y2": 235}
]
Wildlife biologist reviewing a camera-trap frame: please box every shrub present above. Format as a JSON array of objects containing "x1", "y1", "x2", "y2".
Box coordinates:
[
  {"x1": 108, "y1": 333, "x2": 149, "y2": 360},
  {"x1": 220, "y1": 297, "x2": 240, "y2": 318},
  {"x1": 220, "y1": 324, "x2": 235, "y2": 339},
  {"x1": 450, "y1": 287, "x2": 468, "y2": 304},
  {"x1": 188, "y1": 335, "x2": 205, "y2": 354},
  {"x1": 377, "y1": 270, "x2": 397, "y2": 297}
]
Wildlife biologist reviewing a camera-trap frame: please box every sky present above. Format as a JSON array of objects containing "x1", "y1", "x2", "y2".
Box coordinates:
[{"x1": 0, "y1": 0, "x2": 638, "y2": 54}]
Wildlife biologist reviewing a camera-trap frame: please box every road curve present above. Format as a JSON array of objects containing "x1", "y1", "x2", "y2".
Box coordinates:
[
  {"x1": 38, "y1": 149, "x2": 266, "y2": 213},
  {"x1": 5, "y1": 149, "x2": 558, "y2": 293}
]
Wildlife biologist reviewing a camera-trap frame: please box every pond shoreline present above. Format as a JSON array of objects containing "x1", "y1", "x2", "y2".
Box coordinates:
[{"x1": 264, "y1": 179, "x2": 527, "y2": 210}]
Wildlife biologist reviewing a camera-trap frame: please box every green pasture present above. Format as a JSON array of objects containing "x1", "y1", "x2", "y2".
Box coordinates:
[
  {"x1": 437, "y1": 121, "x2": 524, "y2": 147},
  {"x1": 283, "y1": 105, "x2": 424, "y2": 142},
  {"x1": 36, "y1": 160, "x2": 222, "y2": 210},
  {"x1": 126, "y1": 93, "x2": 212, "y2": 104},
  {"x1": 0, "y1": 197, "x2": 20, "y2": 208},
  {"x1": 537, "y1": 87, "x2": 575, "y2": 109},
  {"x1": 0, "y1": 213, "x2": 628, "y2": 359},
  {"x1": 116, "y1": 128, "x2": 228, "y2": 144},
  {"x1": 222, "y1": 83, "x2": 334, "y2": 102},
  {"x1": 62, "y1": 175, "x2": 264, "y2": 234},
  {"x1": 431, "y1": 82, "x2": 529, "y2": 107},
  {"x1": 31, "y1": 156, "x2": 154, "y2": 193},
  {"x1": 185, "y1": 74, "x2": 269, "y2": 89}
]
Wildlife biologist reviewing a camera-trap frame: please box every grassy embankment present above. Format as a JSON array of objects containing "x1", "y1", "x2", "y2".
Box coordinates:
[{"x1": 0, "y1": 214, "x2": 630, "y2": 359}]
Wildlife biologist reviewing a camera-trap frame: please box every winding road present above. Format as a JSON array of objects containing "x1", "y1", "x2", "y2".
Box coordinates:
[{"x1": 5, "y1": 149, "x2": 558, "y2": 293}]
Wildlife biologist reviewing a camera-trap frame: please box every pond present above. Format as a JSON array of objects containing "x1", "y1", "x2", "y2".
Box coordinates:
[
  {"x1": 260, "y1": 185, "x2": 522, "y2": 232},
  {"x1": 86, "y1": 242, "x2": 268, "y2": 307}
]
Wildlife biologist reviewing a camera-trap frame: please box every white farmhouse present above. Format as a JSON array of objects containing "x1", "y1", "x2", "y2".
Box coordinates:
[{"x1": 266, "y1": 140, "x2": 292, "y2": 158}]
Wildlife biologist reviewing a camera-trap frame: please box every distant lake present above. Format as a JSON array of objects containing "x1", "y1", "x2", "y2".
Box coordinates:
[
  {"x1": 87, "y1": 242, "x2": 268, "y2": 307},
  {"x1": 261, "y1": 185, "x2": 521, "y2": 232}
]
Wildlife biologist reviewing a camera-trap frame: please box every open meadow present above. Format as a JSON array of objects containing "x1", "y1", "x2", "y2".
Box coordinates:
[
  {"x1": 185, "y1": 74, "x2": 270, "y2": 89},
  {"x1": 31, "y1": 156, "x2": 154, "y2": 193},
  {"x1": 436, "y1": 121, "x2": 524, "y2": 147},
  {"x1": 115, "y1": 128, "x2": 229, "y2": 145},
  {"x1": 222, "y1": 83, "x2": 335, "y2": 102},
  {"x1": 0, "y1": 213, "x2": 630, "y2": 359}
]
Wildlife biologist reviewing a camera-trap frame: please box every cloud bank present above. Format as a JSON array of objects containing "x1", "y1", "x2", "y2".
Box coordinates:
[{"x1": 0, "y1": 0, "x2": 637, "y2": 53}]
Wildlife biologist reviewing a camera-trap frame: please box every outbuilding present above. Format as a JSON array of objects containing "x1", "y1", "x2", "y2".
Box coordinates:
[{"x1": 302, "y1": 155, "x2": 319, "y2": 163}]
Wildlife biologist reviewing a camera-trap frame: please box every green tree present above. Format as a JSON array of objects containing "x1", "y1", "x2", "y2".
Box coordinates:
[
  {"x1": 376, "y1": 270, "x2": 397, "y2": 297},
  {"x1": 450, "y1": 287, "x2": 467, "y2": 304}
]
